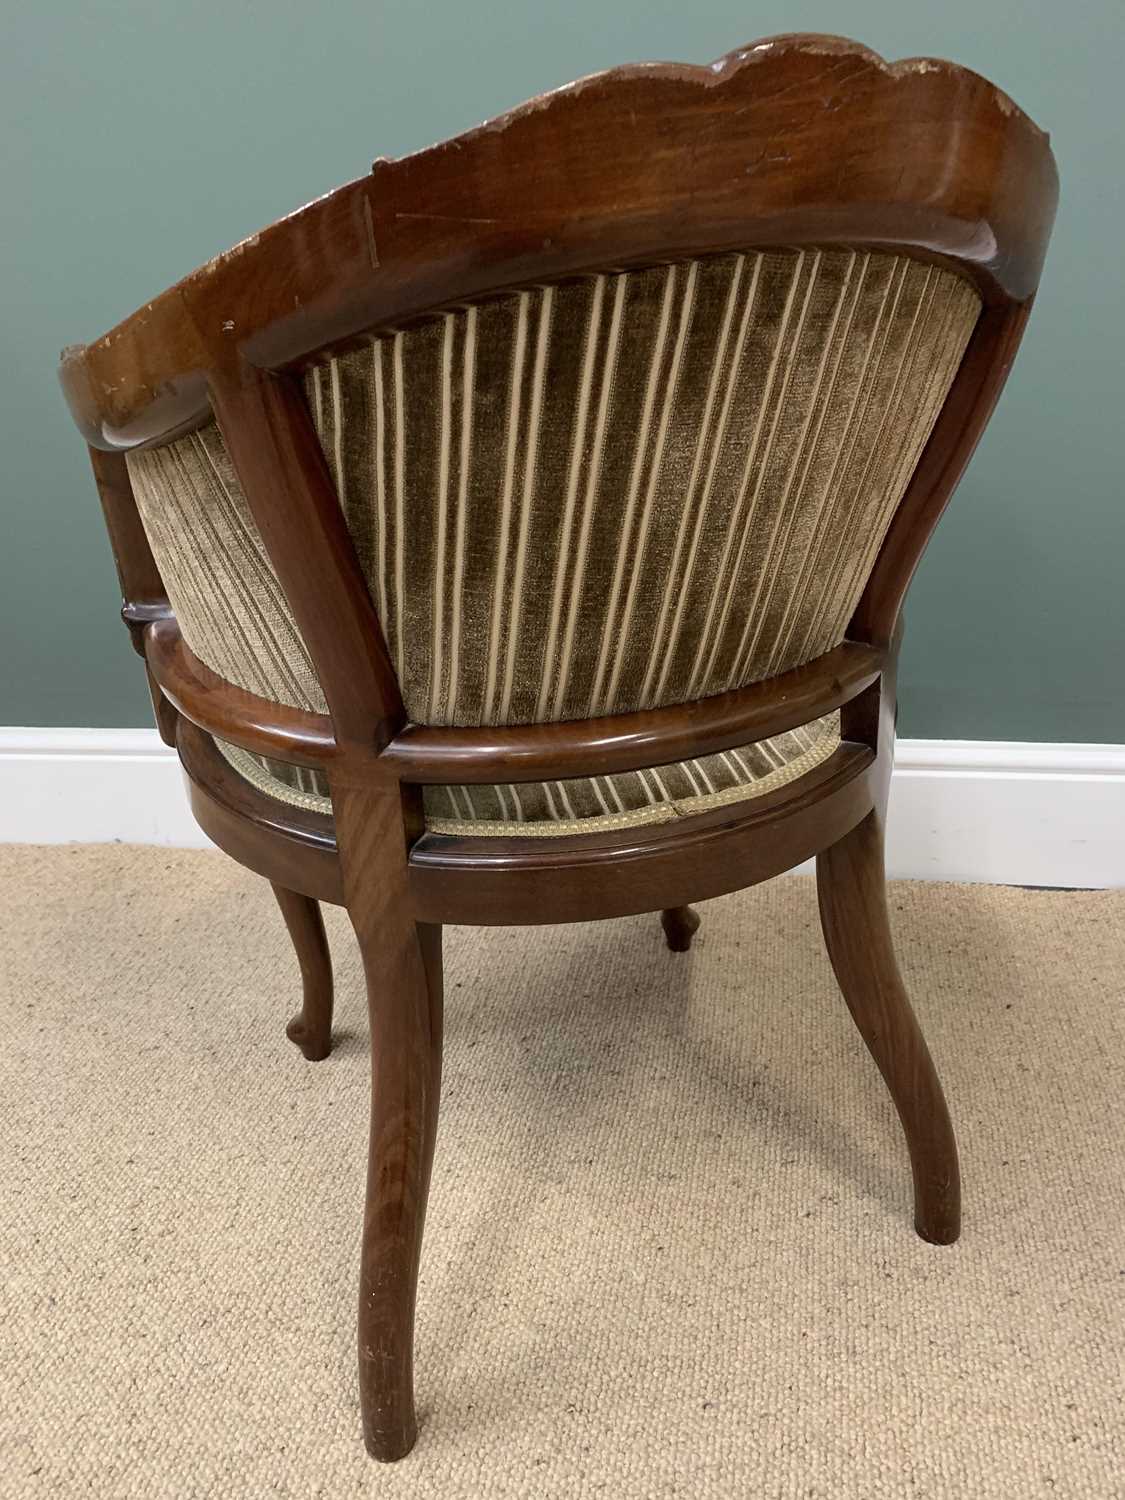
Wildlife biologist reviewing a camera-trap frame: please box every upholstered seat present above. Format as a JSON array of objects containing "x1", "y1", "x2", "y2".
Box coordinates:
[{"x1": 213, "y1": 710, "x2": 841, "y2": 836}]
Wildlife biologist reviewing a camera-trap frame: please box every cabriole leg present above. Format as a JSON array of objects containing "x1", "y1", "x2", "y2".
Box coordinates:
[
  {"x1": 660, "y1": 905, "x2": 701, "y2": 952},
  {"x1": 271, "y1": 884, "x2": 334, "y2": 1062},
  {"x1": 333, "y1": 782, "x2": 443, "y2": 1461},
  {"x1": 816, "y1": 810, "x2": 960, "y2": 1244}
]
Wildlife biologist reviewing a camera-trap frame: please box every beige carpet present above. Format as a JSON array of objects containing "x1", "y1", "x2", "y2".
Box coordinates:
[{"x1": 1, "y1": 846, "x2": 1122, "y2": 1499}]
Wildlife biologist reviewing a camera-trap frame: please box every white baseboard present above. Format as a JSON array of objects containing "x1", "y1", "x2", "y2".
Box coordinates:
[
  {"x1": 0, "y1": 728, "x2": 211, "y2": 849},
  {"x1": 885, "y1": 740, "x2": 1124, "y2": 888},
  {"x1": 1, "y1": 728, "x2": 1122, "y2": 887}
]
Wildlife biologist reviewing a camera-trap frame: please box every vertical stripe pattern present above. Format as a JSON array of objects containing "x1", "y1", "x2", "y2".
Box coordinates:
[
  {"x1": 307, "y1": 250, "x2": 978, "y2": 729},
  {"x1": 126, "y1": 425, "x2": 327, "y2": 712},
  {"x1": 127, "y1": 248, "x2": 980, "y2": 834},
  {"x1": 213, "y1": 708, "x2": 845, "y2": 837}
]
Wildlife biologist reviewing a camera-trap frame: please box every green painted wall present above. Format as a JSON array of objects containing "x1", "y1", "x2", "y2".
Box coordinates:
[{"x1": 3, "y1": 1, "x2": 1121, "y2": 738}]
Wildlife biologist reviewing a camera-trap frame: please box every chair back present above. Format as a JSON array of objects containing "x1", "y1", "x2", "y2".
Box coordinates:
[{"x1": 61, "y1": 35, "x2": 1058, "y2": 770}]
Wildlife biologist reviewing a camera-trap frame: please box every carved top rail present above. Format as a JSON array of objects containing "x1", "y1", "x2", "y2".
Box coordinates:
[{"x1": 60, "y1": 35, "x2": 1056, "y2": 453}]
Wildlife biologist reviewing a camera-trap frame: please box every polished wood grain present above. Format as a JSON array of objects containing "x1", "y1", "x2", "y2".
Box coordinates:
[
  {"x1": 151, "y1": 622, "x2": 880, "y2": 784},
  {"x1": 331, "y1": 775, "x2": 443, "y2": 1462},
  {"x1": 817, "y1": 809, "x2": 960, "y2": 1243},
  {"x1": 58, "y1": 33, "x2": 1057, "y2": 1461},
  {"x1": 177, "y1": 718, "x2": 342, "y2": 902},
  {"x1": 408, "y1": 741, "x2": 878, "y2": 927},
  {"x1": 271, "y1": 884, "x2": 334, "y2": 1061},
  {"x1": 59, "y1": 37, "x2": 1055, "y2": 451},
  {"x1": 381, "y1": 641, "x2": 883, "y2": 784},
  {"x1": 208, "y1": 369, "x2": 404, "y2": 754},
  {"x1": 144, "y1": 665, "x2": 179, "y2": 749},
  {"x1": 147, "y1": 617, "x2": 336, "y2": 764},
  {"x1": 85, "y1": 448, "x2": 166, "y2": 653}
]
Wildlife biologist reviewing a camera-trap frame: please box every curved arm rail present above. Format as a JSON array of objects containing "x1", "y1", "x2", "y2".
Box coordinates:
[
  {"x1": 381, "y1": 641, "x2": 885, "y2": 784},
  {"x1": 150, "y1": 620, "x2": 882, "y2": 785},
  {"x1": 144, "y1": 617, "x2": 338, "y2": 764}
]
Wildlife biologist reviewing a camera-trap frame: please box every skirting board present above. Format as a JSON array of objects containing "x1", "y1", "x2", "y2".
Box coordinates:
[{"x1": 1, "y1": 728, "x2": 1122, "y2": 888}]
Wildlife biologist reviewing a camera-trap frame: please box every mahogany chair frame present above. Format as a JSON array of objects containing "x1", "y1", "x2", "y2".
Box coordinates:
[{"x1": 60, "y1": 36, "x2": 1056, "y2": 1461}]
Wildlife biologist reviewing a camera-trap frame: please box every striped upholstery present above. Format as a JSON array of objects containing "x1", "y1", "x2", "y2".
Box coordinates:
[
  {"x1": 304, "y1": 250, "x2": 979, "y2": 723},
  {"x1": 127, "y1": 247, "x2": 980, "y2": 836},
  {"x1": 128, "y1": 425, "x2": 327, "y2": 713},
  {"x1": 213, "y1": 710, "x2": 841, "y2": 837}
]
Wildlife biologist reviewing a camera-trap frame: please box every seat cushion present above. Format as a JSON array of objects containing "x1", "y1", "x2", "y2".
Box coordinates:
[{"x1": 212, "y1": 711, "x2": 841, "y2": 838}]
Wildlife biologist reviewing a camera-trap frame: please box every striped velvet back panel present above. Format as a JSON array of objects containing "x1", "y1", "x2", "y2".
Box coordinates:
[
  {"x1": 306, "y1": 249, "x2": 979, "y2": 726},
  {"x1": 127, "y1": 425, "x2": 328, "y2": 713},
  {"x1": 126, "y1": 249, "x2": 979, "y2": 729}
]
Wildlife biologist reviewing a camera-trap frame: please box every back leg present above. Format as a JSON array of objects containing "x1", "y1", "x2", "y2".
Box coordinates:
[
  {"x1": 331, "y1": 780, "x2": 443, "y2": 1461},
  {"x1": 660, "y1": 905, "x2": 701, "y2": 952},
  {"x1": 816, "y1": 810, "x2": 960, "y2": 1244},
  {"x1": 271, "y1": 884, "x2": 334, "y2": 1061}
]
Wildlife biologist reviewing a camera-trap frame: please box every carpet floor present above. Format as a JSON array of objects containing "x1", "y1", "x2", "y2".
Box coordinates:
[{"x1": 1, "y1": 845, "x2": 1122, "y2": 1498}]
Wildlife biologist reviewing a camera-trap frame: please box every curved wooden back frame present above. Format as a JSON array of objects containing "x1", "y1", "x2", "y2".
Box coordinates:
[
  {"x1": 63, "y1": 37, "x2": 1058, "y2": 1463},
  {"x1": 67, "y1": 34, "x2": 1056, "y2": 792}
]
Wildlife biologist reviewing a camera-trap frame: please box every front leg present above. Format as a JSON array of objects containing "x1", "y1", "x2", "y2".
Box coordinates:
[{"x1": 271, "y1": 884, "x2": 334, "y2": 1061}]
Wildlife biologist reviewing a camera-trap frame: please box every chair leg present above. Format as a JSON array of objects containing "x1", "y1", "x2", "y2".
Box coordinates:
[
  {"x1": 333, "y1": 781, "x2": 443, "y2": 1461},
  {"x1": 815, "y1": 810, "x2": 960, "y2": 1244},
  {"x1": 660, "y1": 905, "x2": 701, "y2": 952},
  {"x1": 354, "y1": 917, "x2": 442, "y2": 1460},
  {"x1": 271, "y1": 883, "x2": 334, "y2": 1061}
]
